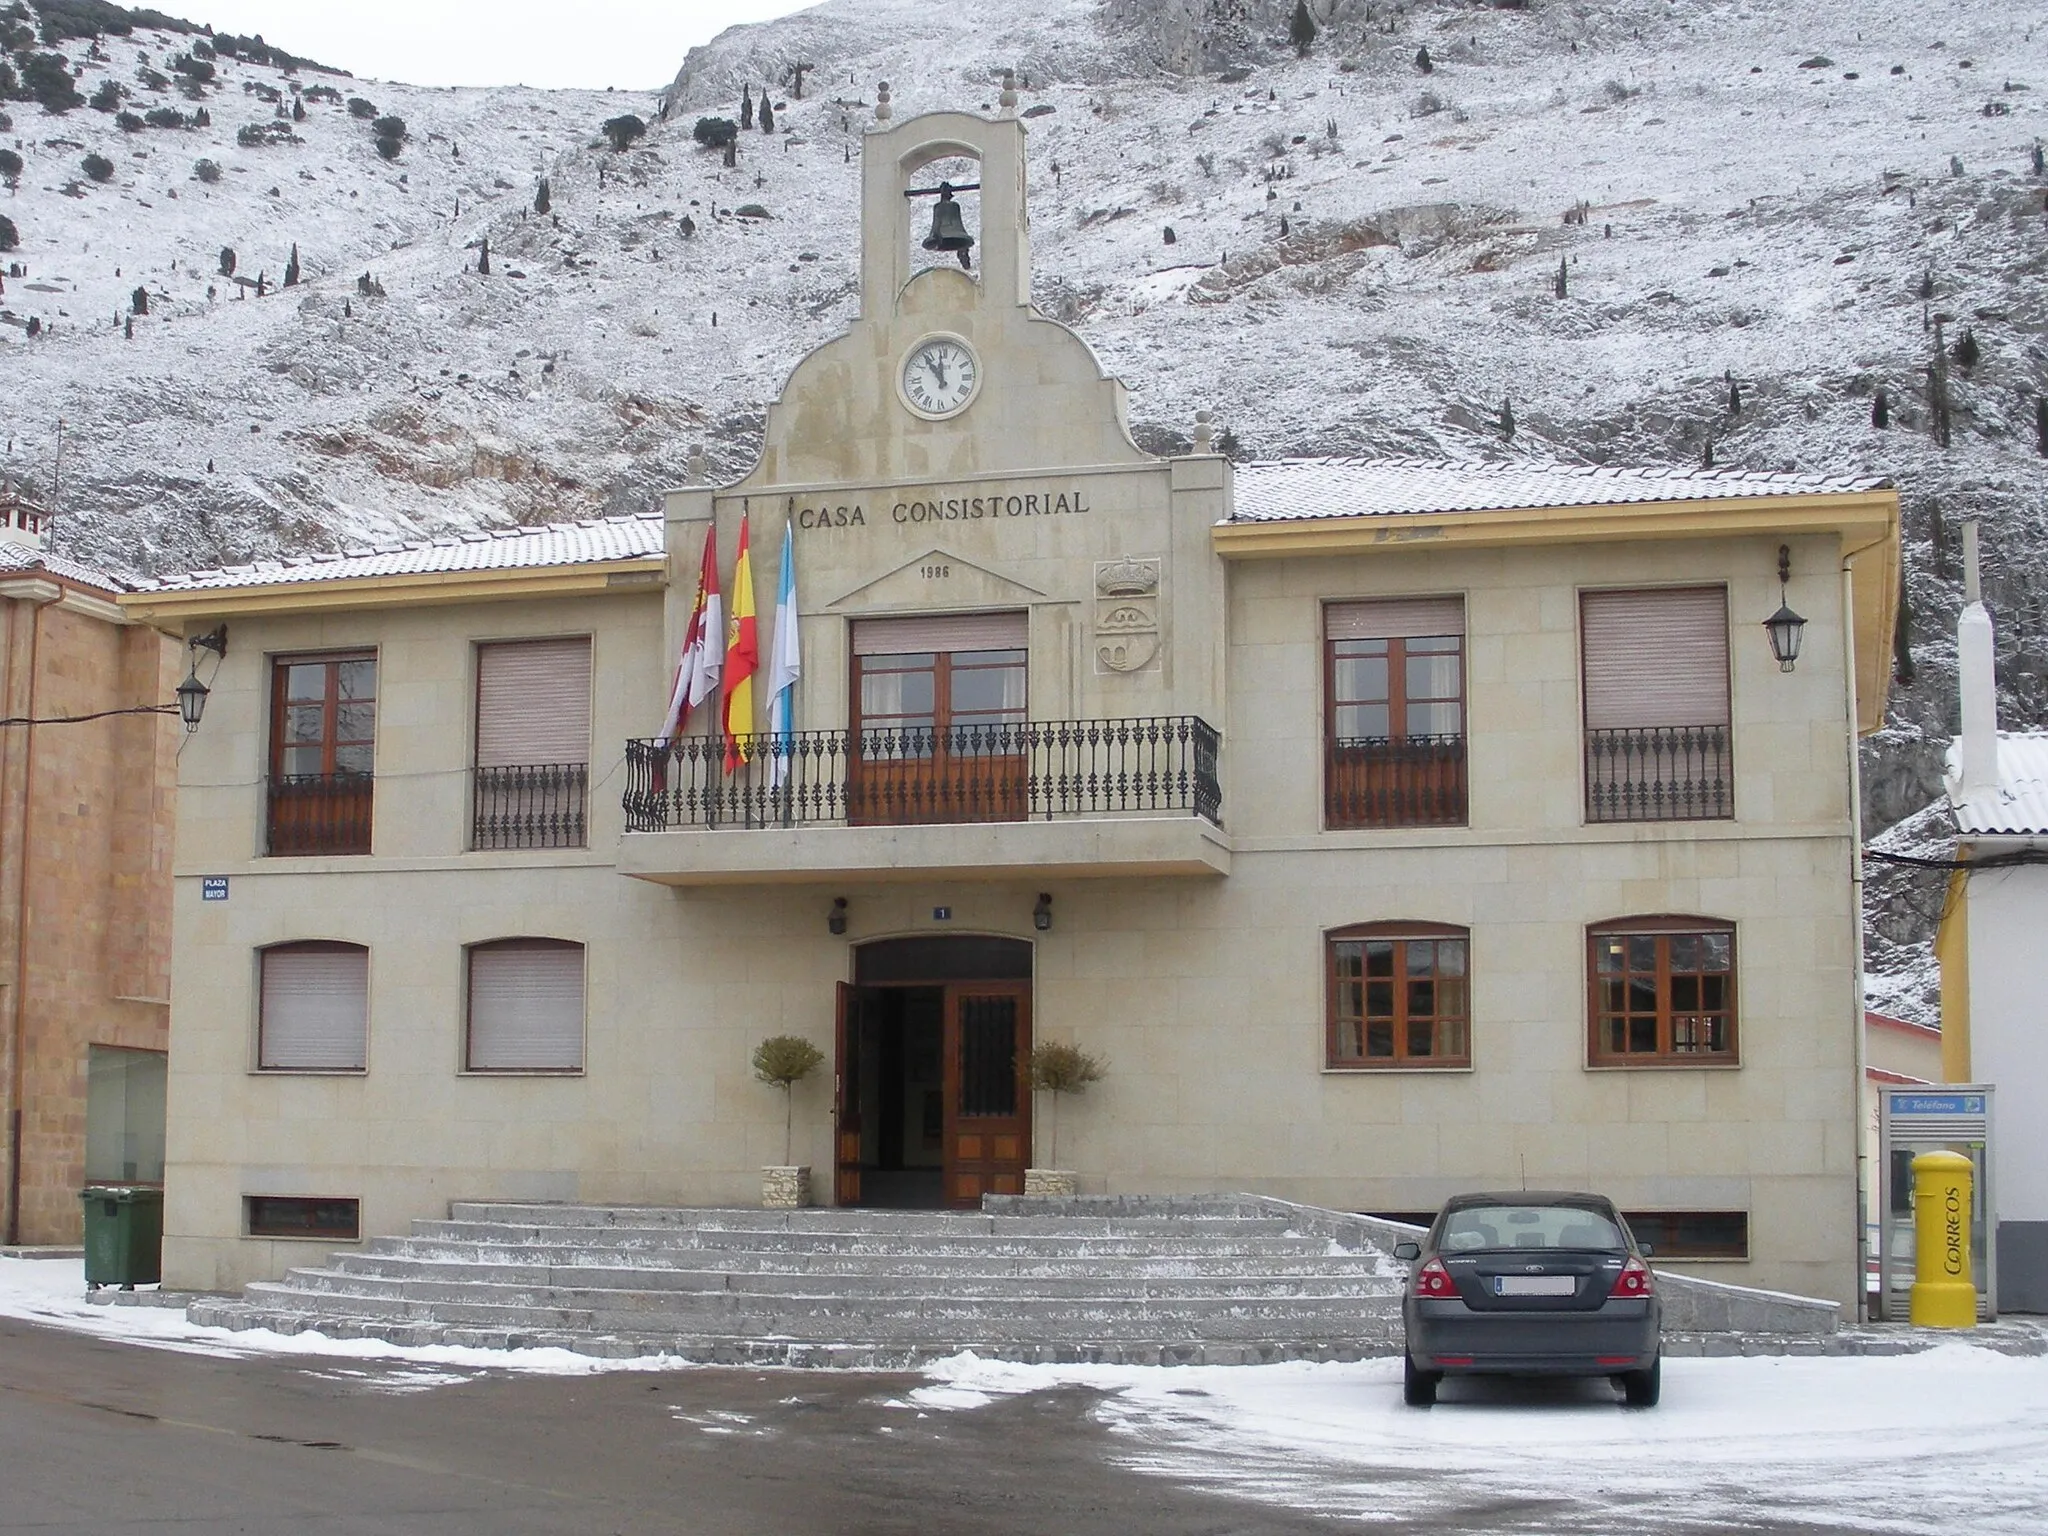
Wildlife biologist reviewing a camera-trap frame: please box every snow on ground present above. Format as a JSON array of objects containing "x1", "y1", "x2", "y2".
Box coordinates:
[
  {"x1": 0, "y1": 1254, "x2": 684, "y2": 1384},
  {"x1": 916, "y1": 1348, "x2": 2048, "y2": 1533},
  {"x1": 8, "y1": 1253, "x2": 2048, "y2": 1527}
]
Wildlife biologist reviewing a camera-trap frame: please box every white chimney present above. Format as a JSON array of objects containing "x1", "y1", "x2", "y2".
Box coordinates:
[
  {"x1": 1957, "y1": 520, "x2": 1999, "y2": 794},
  {"x1": 0, "y1": 478, "x2": 49, "y2": 552}
]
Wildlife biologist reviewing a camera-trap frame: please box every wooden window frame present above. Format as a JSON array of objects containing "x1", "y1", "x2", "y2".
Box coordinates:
[
  {"x1": 1325, "y1": 921, "x2": 1472, "y2": 1070},
  {"x1": 1586, "y1": 915, "x2": 1739, "y2": 1067},
  {"x1": 267, "y1": 651, "x2": 377, "y2": 856},
  {"x1": 256, "y1": 940, "x2": 369, "y2": 1073},
  {"x1": 269, "y1": 651, "x2": 378, "y2": 779},
  {"x1": 463, "y1": 937, "x2": 587, "y2": 1074},
  {"x1": 851, "y1": 648, "x2": 1028, "y2": 743},
  {"x1": 1322, "y1": 608, "x2": 1467, "y2": 831},
  {"x1": 1323, "y1": 634, "x2": 1467, "y2": 744}
]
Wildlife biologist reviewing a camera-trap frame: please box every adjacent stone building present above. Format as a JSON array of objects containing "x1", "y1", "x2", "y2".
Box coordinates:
[
  {"x1": 1, "y1": 485, "x2": 180, "y2": 1246},
  {"x1": 132, "y1": 107, "x2": 1900, "y2": 1306}
]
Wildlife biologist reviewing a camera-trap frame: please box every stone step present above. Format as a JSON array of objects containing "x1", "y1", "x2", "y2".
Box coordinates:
[
  {"x1": 447, "y1": 1203, "x2": 1288, "y2": 1236},
  {"x1": 327, "y1": 1251, "x2": 1395, "y2": 1285},
  {"x1": 192, "y1": 1195, "x2": 1837, "y2": 1364},
  {"x1": 185, "y1": 1301, "x2": 1391, "y2": 1367},
  {"x1": 284, "y1": 1264, "x2": 1400, "y2": 1303},
  {"x1": 228, "y1": 1285, "x2": 1402, "y2": 1342},
  {"x1": 404, "y1": 1221, "x2": 1337, "y2": 1258}
]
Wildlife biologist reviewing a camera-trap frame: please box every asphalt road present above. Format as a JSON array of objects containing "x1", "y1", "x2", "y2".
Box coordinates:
[{"x1": 0, "y1": 1316, "x2": 1324, "y2": 1536}]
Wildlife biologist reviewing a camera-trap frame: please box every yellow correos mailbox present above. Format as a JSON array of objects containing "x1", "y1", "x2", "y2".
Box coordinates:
[{"x1": 1908, "y1": 1149, "x2": 1977, "y2": 1328}]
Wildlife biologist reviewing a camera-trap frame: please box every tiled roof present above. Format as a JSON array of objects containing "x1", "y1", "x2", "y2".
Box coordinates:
[
  {"x1": 1228, "y1": 456, "x2": 1891, "y2": 523},
  {"x1": 1947, "y1": 733, "x2": 2048, "y2": 838},
  {"x1": 0, "y1": 539, "x2": 132, "y2": 594},
  {"x1": 134, "y1": 512, "x2": 667, "y2": 593}
]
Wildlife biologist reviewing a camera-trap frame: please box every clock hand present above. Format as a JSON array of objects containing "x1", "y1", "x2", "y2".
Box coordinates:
[{"x1": 927, "y1": 355, "x2": 950, "y2": 390}]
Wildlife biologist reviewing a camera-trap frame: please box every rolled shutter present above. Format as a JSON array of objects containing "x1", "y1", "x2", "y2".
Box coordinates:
[
  {"x1": 851, "y1": 611, "x2": 1027, "y2": 656},
  {"x1": 1581, "y1": 588, "x2": 1730, "y2": 729},
  {"x1": 476, "y1": 638, "x2": 592, "y2": 768},
  {"x1": 259, "y1": 943, "x2": 368, "y2": 1070},
  {"x1": 1324, "y1": 596, "x2": 1465, "y2": 641},
  {"x1": 467, "y1": 940, "x2": 585, "y2": 1071}
]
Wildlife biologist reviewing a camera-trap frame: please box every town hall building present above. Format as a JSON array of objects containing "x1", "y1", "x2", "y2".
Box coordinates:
[{"x1": 128, "y1": 103, "x2": 1900, "y2": 1306}]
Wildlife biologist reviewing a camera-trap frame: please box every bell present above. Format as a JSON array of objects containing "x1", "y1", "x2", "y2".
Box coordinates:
[{"x1": 923, "y1": 183, "x2": 975, "y2": 270}]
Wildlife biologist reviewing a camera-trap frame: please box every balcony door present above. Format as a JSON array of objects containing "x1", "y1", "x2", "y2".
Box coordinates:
[
  {"x1": 1580, "y1": 588, "x2": 1732, "y2": 822},
  {"x1": 848, "y1": 612, "x2": 1027, "y2": 826},
  {"x1": 835, "y1": 937, "x2": 1032, "y2": 1209},
  {"x1": 268, "y1": 654, "x2": 375, "y2": 855},
  {"x1": 1324, "y1": 597, "x2": 1467, "y2": 828}
]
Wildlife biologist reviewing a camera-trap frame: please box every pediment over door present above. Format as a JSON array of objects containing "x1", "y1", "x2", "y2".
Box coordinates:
[{"x1": 827, "y1": 549, "x2": 1047, "y2": 615}]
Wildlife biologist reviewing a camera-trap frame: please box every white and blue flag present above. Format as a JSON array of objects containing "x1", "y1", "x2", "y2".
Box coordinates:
[{"x1": 766, "y1": 520, "x2": 802, "y2": 788}]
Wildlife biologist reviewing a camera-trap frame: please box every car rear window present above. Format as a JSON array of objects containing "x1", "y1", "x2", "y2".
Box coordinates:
[{"x1": 1439, "y1": 1203, "x2": 1625, "y2": 1252}]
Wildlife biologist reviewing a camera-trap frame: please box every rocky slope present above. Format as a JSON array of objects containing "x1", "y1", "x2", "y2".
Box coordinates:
[{"x1": 3, "y1": 0, "x2": 2045, "y2": 1014}]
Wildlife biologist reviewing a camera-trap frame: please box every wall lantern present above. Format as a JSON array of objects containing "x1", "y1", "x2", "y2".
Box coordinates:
[
  {"x1": 1762, "y1": 545, "x2": 1807, "y2": 674},
  {"x1": 827, "y1": 897, "x2": 848, "y2": 936},
  {"x1": 176, "y1": 624, "x2": 228, "y2": 733},
  {"x1": 1033, "y1": 893, "x2": 1053, "y2": 932}
]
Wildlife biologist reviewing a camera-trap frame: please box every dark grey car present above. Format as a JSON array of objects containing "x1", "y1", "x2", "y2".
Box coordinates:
[{"x1": 1395, "y1": 1191, "x2": 1662, "y2": 1407}]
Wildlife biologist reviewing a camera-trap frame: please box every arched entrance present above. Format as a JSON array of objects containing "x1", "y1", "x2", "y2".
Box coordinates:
[{"x1": 835, "y1": 936, "x2": 1031, "y2": 1209}]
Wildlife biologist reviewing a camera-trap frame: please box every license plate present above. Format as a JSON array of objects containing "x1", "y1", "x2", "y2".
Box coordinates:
[{"x1": 1494, "y1": 1275, "x2": 1578, "y2": 1297}]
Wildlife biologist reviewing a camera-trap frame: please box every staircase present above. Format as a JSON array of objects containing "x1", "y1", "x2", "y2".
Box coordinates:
[{"x1": 186, "y1": 1195, "x2": 1410, "y2": 1367}]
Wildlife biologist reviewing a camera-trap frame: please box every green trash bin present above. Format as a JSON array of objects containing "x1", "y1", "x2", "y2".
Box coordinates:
[{"x1": 80, "y1": 1184, "x2": 163, "y2": 1290}]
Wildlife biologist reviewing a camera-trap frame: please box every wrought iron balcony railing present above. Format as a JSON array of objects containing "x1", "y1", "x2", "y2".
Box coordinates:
[
  {"x1": 472, "y1": 763, "x2": 589, "y2": 850},
  {"x1": 1584, "y1": 724, "x2": 1733, "y2": 823},
  {"x1": 624, "y1": 717, "x2": 1222, "y2": 831},
  {"x1": 1325, "y1": 734, "x2": 1468, "y2": 829},
  {"x1": 266, "y1": 772, "x2": 374, "y2": 856}
]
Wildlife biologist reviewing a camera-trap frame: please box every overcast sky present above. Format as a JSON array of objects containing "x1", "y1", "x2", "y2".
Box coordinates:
[{"x1": 185, "y1": 1, "x2": 818, "y2": 90}]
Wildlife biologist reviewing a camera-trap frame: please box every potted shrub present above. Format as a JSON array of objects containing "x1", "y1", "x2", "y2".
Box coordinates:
[
  {"x1": 751, "y1": 1034, "x2": 825, "y2": 1208},
  {"x1": 1025, "y1": 1041, "x2": 1104, "y2": 1197}
]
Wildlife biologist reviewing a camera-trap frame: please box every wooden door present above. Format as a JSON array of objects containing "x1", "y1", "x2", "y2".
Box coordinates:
[
  {"x1": 848, "y1": 646, "x2": 1029, "y2": 827},
  {"x1": 942, "y1": 983, "x2": 1031, "y2": 1206},
  {"x1": 833, "y1": 982, "x2": 862, "y2": 1205}
]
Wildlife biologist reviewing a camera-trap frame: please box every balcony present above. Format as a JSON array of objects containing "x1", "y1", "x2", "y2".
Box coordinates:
[
  {"x1": 1325, "y1": 734, "x2": 1467, "y2": 829},
  {"x1": 472, "y1": 763, "x2": 589, "y2": 850},
  {"x1": 1584, "y1": 725, "x2": 1733, "y2": 823},
  {"x1": 618, "y1": 717, "x2": 1230, "y2": 886},
  {"x1": 266, "y1": 772, "x2": 373, "y2": 856}
]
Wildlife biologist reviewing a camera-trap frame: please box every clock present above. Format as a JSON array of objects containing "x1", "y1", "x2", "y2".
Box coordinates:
[{"x1": 899, "y1": 334, "x2": 980, "y2": 419}]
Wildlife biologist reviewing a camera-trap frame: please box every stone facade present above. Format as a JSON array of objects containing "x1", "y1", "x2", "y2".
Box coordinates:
[
  {"x1": 132, "y1": 108, "x2": 1899, "y2": 1306},
  {"x1": 2, "y1": 540, "x2": 179, "y2": 1245}
]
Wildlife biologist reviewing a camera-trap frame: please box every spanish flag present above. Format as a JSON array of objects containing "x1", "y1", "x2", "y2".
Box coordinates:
[{"x1": 721, "y1": 513, "x2": 758, "y2": 773}]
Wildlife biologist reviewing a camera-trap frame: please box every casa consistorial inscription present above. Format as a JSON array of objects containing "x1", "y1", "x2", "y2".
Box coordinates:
[{"x1": 791, "y1": 484, "x2": 1093, "y2": 533}]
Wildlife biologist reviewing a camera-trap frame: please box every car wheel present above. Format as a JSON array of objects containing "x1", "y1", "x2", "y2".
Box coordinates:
[
  {"x1": 1402, "y1": 1353, "x2": 1439, "y2": 1408},
  {"x1": 1621, "y1": 1355, "x2": 1661, "y2": 1408}
]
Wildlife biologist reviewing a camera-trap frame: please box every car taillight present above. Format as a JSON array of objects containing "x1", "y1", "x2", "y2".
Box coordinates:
[
  {"x1": 1412, "y1": 1257, "x2": 1457, "y2": 1298},
  {"x1": 1608, "y1": 1256, "x2": 1655, "y2": 1299}
]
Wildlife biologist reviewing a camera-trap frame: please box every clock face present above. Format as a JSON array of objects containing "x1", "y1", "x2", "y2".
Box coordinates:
[{"x1": 900, "y1": 336, "x2": 980, "y2": 419}]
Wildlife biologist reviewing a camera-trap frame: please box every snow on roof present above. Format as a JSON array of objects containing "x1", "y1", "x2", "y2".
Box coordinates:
[
  {"x1": 1946, "y1": 733, "x2": 2048, "y2": 838},
  {"x1": 135, "y1": 512, "x2": 667, "y2": 593},
  {"x1": 0, "y1": 540, "x2": 133, "y2": 595},
  {"x1": 1227, "y1": 457, "x2": 1891, "y2": 524}
]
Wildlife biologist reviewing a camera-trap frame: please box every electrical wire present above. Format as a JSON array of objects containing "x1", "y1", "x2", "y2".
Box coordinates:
[
  {"x1": 0, "y1": 703, "x2": 176, "y2": 726},
  {"x1": 1864, "y1": 846, "x2": 2048, "y2": 872}
]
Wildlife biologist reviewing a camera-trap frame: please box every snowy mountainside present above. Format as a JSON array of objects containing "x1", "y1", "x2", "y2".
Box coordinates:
[{"x1": 3, "y1": 0, "x2": 2046, "y2": 1017}]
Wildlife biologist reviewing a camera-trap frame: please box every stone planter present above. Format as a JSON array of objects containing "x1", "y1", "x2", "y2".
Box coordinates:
[
  {"x1": 1023, "y1": 1168, "x2": 1077, "y2": 1197},
  {"x1": 762, "y1": 1165, "x2": 812, "y2": 1209}
]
